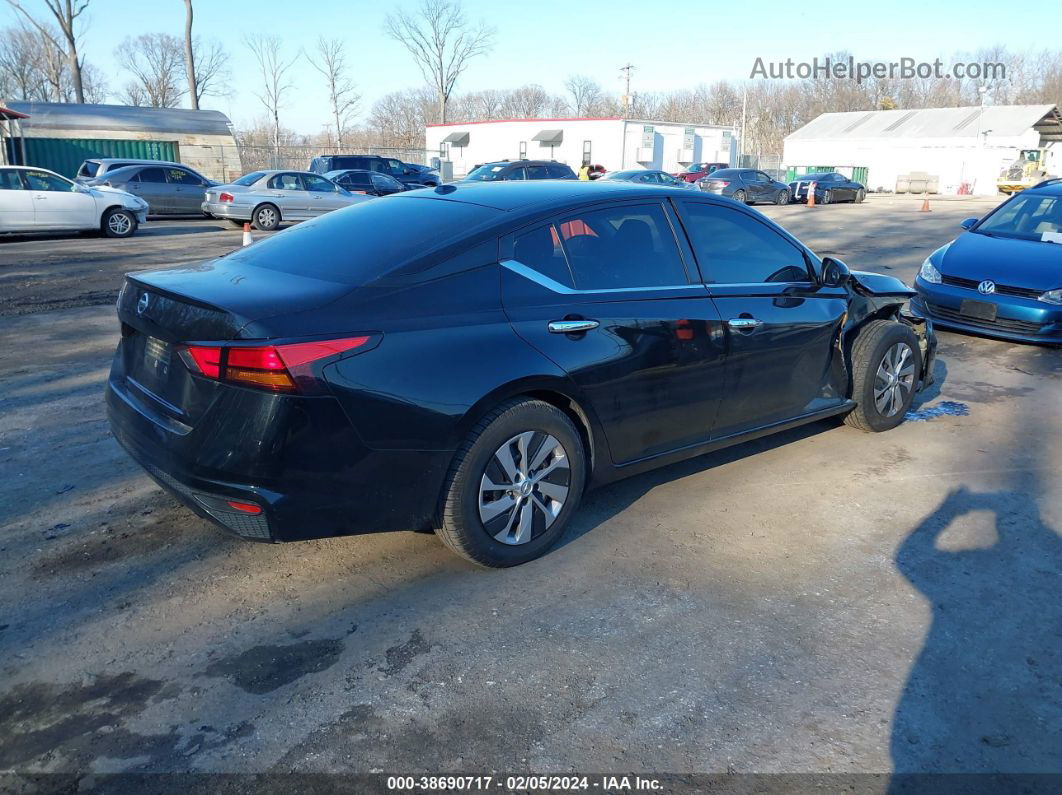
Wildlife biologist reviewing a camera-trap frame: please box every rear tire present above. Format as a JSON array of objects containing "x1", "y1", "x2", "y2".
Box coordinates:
[
  {"x1": 844, "y1": 320, "x2": 921, "y2": 432},
  {"x1": 821, "y1": 190, "x2": 832, "y2": 205},
  {"x1": 252, "y1": 203, "x2": 280, "y2": 231},
  {"x1": 436, "y1": 399, "x2": 587, "y2": 568},
  {"x1": 101, "y1": 208, "x2": 137, "y2": 238},
  {"x1": 733, "y1": 189, "x2": 747, "y2": 204}
]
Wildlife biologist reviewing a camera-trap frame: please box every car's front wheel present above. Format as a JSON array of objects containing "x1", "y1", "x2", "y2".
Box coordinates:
[
  {"x1": 102, "y1": 208, "x2": 137, "y2": 238},
  {"x1": 776, "y1": 188, "x2": 790, "y2": 205},
  {"x1": 252, "y1": 203, "x2": 280, "y2": 231},
  {"x1": 855, "y1": 188, "x2": 866, "y2": 203},
  {"x1": 436, "y1": 398, "x2": 587, "y2": 567},
  {"x1": 844, "y1": 320, "x2": 921, "y2": 432}
]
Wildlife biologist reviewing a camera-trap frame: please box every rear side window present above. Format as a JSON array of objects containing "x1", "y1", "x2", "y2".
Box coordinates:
[
  {"x1": 681, "y1": 202, "x2": 811, "y2": 284},
  {"x1": 547, "y1": 164, "x2": 573, "y2": 179},
  {"x1": 78, "y1": 161, "x2": 100, "y2": 178},
  {"x1": 0, "y1": 170, "x2": 24, "y2": 190},
  {"x1": 526, "y1": 165, "x2": 550, "y2": 180},
  {"x1": 230, "y1": 197, "x2": 501, "y2": 285},
  {"x1": 513, "y1": 225, "x2": 575, "y2": 288},
  {"x1": 555, "y1": 203, "x2": 688, "y2": 290},
  {"x1": 268, "y1": 173, "x2": 302, "y2": 190},
  {"x1": 139, "y1": 168, "x2": 167, "y2": 183}
]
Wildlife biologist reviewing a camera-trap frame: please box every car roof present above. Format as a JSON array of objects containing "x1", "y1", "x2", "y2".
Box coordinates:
[
  {"x1": 393, "y1": 180, "x2": 710, "y2": 212},
  {"x1": 325, "y1": 169, "x2": 374, "y2": 176},
  {"x1": 94, "y1": 158, "x2": 182, "y2": 166},
  {"x1": 1026, "y1": 178, "x2": 1062, "y2": 196}
]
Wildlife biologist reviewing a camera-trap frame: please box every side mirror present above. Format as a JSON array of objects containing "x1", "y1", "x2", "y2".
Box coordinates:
[
  {"x1": 960, "y1": 217, "x2": 978, "y2": 231},
  {"x1": 820, "y1": 256, "x2": 851, "y2": 288}
]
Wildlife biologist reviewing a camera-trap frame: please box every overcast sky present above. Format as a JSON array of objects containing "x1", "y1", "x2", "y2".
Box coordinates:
[{"x1": 3, "y1": 0, "x2": 1060, "y2": 133}]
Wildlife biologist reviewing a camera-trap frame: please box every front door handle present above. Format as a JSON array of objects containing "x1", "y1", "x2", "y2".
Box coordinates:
[
  {"x1": 548, "y1": 319, "x2": 599, "y2": 334},
  {"x1": 727, "y1": 317, "x2": 763, "y2": 330}
]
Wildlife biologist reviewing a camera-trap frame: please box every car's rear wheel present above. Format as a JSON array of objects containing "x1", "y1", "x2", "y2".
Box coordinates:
[
  {"x1": 733, "y1": 189, "x2": 747, "y2": 204},
  {"x1": 436, "y1": 398, "x2": 587, "y2": 567},
  {"x1": 776, "y1": 188, "x2": 790, "y2": 205},
  {"x1": 252, "y1": 203, "x2": 280, "y2": 231},
  {"x1": 102, "y1": 208, "x2": 137, "y2": 238},
  {"x1": 844, "y1": 320, "x2": 921, "y2": 432}
]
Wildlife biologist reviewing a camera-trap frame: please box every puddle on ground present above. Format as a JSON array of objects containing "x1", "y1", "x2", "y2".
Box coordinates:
[{"x1": 905, "y1": 401, "x2": 970, "y2": 422}]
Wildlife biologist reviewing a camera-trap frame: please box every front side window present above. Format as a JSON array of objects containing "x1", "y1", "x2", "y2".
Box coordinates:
[
  {"x1": 681, "y1": 202, "x2": 811, "y2": 284},
  {"x1": 0, "y1": 170, "x2": 24, "y2": 190},
  {"x1": 555, "y1": 203, "x2": 687, "y2": 290},
  {"x1": 303, "y1": 174, "x2": 337, "y2": 193},
  {"x1": 507, "y1": 168, "x2": 526, "y2": 180},
  {"x1": 166, "y1": 168, "x2": 201, "y2": 185},
  {"x1": 22, "y1": 170, "x2": 75, "y2": 192},
  {"x1": 465, "y1": 163, "x2": 506, "y2": 181},
  {"x1": 370, "y1": 173, "x2": 402, "y2": 191}
]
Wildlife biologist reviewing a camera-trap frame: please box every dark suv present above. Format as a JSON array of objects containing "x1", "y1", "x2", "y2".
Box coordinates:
[
  {"x1": 308, "y1": 155, "x2": 439, "y2": 187},
  {"x1": 463, "y1": 160, "x2": 576, "y2": 181},
  {"x1": 106, "y1": 181, "x2": 935, "y2": 568}
]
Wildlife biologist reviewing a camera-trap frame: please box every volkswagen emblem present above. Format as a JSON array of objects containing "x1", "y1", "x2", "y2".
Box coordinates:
[
  {"x1": 977, "y1": 280, "x2": 996, "y2": 295},
  {"x1": 137, "y1": 292, "x2": 150, "y2": 315}
]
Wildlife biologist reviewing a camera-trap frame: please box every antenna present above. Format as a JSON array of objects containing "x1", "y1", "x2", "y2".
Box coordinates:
[{"x1": 619, "y1": 63, "x2": 635, "y2": 116}]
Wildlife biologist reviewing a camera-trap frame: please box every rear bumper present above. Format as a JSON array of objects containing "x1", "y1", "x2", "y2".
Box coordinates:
[
  {"x1": 912, "y1": 279, "x2": 1062, "y2": 345},
  {"x1": 201, "y1": 202, "x2": 250, "y2": 220},
  {"x1": 105, "y1": 351, "x2": 453, "y2": 542}
]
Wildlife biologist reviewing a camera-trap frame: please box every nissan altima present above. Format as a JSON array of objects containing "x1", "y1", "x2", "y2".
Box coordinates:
[
  {"x1": 913, "y1": 179, "x2": 1062, "y2": 345},
  {"x1": 107, "y1": 181, "x2": 935, "y2": 567}
]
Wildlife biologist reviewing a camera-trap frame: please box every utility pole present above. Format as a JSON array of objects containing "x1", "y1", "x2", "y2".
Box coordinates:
[
  {"x1": 620, "y1": 63, "x2": 635, "y2": 116},
  {"x1": 739, "y1": 88, "x2": 747, "y2": 166}
]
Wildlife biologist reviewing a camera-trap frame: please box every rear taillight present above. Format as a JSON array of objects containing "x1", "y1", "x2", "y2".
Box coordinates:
[
  {"x1": 179, "y1": 336, "x2": 373, "y2": 393},
  {"x1": 710, "y1": 180, "x2": 729, "y2": 187},
  {"x1": 219, "y1": 192, "x2": 234, "y2": 203}
]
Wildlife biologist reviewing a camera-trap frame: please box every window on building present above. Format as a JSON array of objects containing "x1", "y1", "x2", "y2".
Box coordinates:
[
  {"x1": 582, "y1": 140, "x2": 592, "y2": 163},
  {"x1": 519, "y1": 141, "x2": 527, "y2": 160}
]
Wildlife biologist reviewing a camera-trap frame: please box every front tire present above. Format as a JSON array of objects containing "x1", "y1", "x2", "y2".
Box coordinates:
[
  {"x1": 252, "y1": 203, "x2": 280, "y2": 231},
  {"x1": 102, "y1": 208, "x2": 137, "y2": 238},
  {"x1": 436, "y1": 399, "x2": 587, "y2": 567},
  {"x1": 855, "y1": 188, "x2": 866, "y2": 203},
  {"x1": 776, "y1": 188, "x2": 790, "y2": 205},
  {"x1": 844, "y1": 320, "x2": 921, "y2": 432}
]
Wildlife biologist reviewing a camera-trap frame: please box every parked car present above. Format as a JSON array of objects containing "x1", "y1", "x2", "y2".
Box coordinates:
[
  {"x1": 675, "y1": 162, "x2": 729, "y2": 183},
  {"x1": 106, "y1": 180, "x2": 935, "y2": 568},
  {"x1": 308, "y1": 155, "x2": 440, "y2": 187},
  {"x1": 0, "y1": 165, "x2": 147, "y2": 237},
  {"x1": 698, "y1": 168, "x2": 792, "y2": 205},
  {"x1": 76, "y1": 158, "x2": 210, "y2": 185},
  {"x1": 463, "y1": 160, "x2": 576, "y2": 181},
  {"x1": 84, "y1": 164, "x2": 219, "y2": 215},
  {"x1": 201, "y1": 170, "x2": 371, "y2": 231},
  {"x1": 913, "y1": 180, "x2": 1062, "y2": 345},
  {"x1": 598, "y1": 169, "x2": 696, "y2": 188},
  {"x1": 789, "y1": 172, "x2": 866, "y2": 204},
  {"x1": 324, "y1": 169, "x2": 415, "y2": 196}
]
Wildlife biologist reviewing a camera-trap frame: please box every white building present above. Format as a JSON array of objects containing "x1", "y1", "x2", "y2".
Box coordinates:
[
  {"x1": 783, "y1": 104, "x2": 1062, "y2": 196},
  {"x1": 425, "y1": 117, "x2": 738, "y2": 179}
]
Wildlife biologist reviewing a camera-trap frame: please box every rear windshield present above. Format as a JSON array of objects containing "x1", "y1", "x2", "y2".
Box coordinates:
[
  {"x1": 233, "y1": 171, "x2": 266, "y2": 186},
  {"x1": 704, "y1": 169, "x2": 740, "y2": 178},
  {"x1": 226, "y1": 196, "x2": 501, "y2": 284},
  {"x1": 78, "y1": 161, "x2": 100, "y2": 178},
  {"x1": 464, "y1": 164, "x2": 507, "y2": 181}
]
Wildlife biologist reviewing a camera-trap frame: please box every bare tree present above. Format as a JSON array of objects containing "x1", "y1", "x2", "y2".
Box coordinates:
[
  {"x1": 564, "y1": 75, "x2": 604, "y2": 116},
  {"x1": 191, "y1": 38, "x2": 228, "y2": 105},
  {"x1": 182, "y1": 0, "x2": 198, "y2": 109},
  {"x1": 4, "y1": 0, "x2": 91, "y2": 103},
  {"x1": 116, "y1": 33, "x2": 186, "y2": 108},
  {"x1": 384, "y1": 0, "x2": 494, "y2": 124},
  {"x1": 307, "y1": 37, "x2": 361, "y2": 148},
  {"x1": 244, "y1": 33, "x2": 297, "y2": 165}
]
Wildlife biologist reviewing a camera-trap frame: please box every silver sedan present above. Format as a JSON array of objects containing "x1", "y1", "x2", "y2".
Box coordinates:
[{"x1": 202, "y1": 170, "x2": 372, "y2": 230}]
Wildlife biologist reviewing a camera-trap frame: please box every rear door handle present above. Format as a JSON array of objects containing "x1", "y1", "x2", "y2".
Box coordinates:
[
  {"x1": 727, "y1": 317, "x2": 763, "y2": 330},
  {"x1": 548, "y1": 319, "x2": 599, "y2": 334}
]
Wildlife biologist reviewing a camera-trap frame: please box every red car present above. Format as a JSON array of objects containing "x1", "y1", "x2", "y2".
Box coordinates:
[{"x1": 674, "y1": 161, "x2": 729, "y2": 183}]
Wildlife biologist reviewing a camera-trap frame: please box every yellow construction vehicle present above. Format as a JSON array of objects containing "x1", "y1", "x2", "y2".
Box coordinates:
[{"x1": 997, "y1": 148, "x2": 1057, "y2": 194}]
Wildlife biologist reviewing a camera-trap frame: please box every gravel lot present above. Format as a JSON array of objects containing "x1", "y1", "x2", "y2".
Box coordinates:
[{"x1": 0, "y1": 198, "x2": 1059, "y2": 787}]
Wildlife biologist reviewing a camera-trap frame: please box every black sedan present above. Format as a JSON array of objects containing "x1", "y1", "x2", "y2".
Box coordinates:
[
  {"x1": 106, "y1": 181, "x2": 935, "y2": 567},
  {"x1": 698, "y1": 168, "x2": 791, "y2": 205},
  {"x1": 789, "y1": 171, "x2": 866, "y2": 204},
  {"x1": 323, "y1": 169, "x2": 416, "y2": 196}
]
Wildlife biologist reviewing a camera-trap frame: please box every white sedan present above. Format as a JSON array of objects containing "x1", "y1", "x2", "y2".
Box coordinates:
[{"x1": 0, "y1": 166, "x2": 148, "y2": 237}]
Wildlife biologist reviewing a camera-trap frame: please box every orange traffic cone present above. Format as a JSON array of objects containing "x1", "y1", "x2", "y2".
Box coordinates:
[
  {"x1": 242, "y1": 222, "x2": 254, "y2": 246},
  {"x1": 920, "y1": 194, "x2": 931, "y2": 212},
  {"x1": 806, "y1": 181, "x2": 816, "y2": 208}
]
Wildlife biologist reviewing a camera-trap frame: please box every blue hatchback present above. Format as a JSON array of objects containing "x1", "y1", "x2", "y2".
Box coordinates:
[{"x1": 912, "y1": 180, "x2": 1062, "y2": 345}]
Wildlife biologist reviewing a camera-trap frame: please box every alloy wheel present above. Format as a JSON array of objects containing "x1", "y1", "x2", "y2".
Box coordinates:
[
  {"x1": 874, "y1": 342, "x2": 915, "y2": 417},
  {"x1": 257, "y1": 207, "x2": 277, "y2": 228},
  {"x1": 108, "y1": 212, "x2": 132, "y2": 235},
  {"x1": 777, "y1": 189, "x2": 789, "y2": 204},
  {"x1": 478, "y1": 431, "x2": 571, "y2": 546}
]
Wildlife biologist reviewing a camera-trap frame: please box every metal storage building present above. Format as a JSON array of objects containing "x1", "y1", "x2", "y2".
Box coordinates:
[
  {"x1": 425, "y1": 117, "x2": 738, "y2": 179},
  {"x1": 783, "y1": 104, "x2": 1062, "y2": 196},
  {"x1": 0, "y1": 101, "x2": 241, "y2": 181}
]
